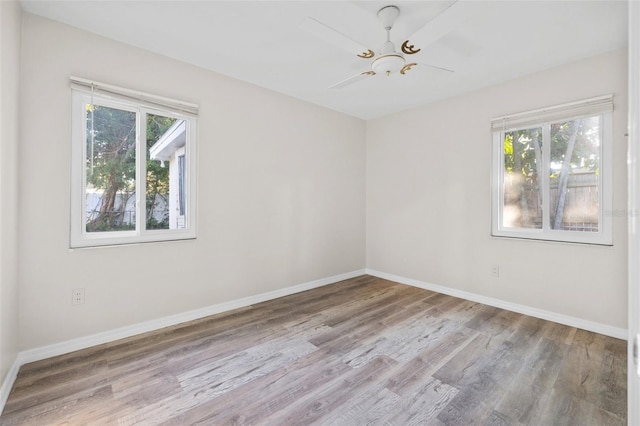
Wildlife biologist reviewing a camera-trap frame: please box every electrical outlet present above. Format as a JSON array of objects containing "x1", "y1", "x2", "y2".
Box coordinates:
[
  {"x1": 72, "y1": 288, "x2": 85, "y2": 305},
  {"x1": 490, "y1": 265, "x2": 500, "y2": 278}
]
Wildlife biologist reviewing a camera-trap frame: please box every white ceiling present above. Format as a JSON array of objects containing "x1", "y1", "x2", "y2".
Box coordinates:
[{"x1": 20, "y1": 0, "x2": 628, "y2": 120}]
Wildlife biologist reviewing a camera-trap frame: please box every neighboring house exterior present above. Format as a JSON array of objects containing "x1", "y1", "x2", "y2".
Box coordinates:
[{"x1": 149, "y1": 119, "x2": 187, "y2": 229}]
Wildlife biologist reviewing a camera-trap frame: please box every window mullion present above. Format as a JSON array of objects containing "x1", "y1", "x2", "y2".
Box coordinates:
[
  {"x1": 137, "y1": 110, "x2": 147, "y2": 235},
  {"x1": 496, "y1": 132, "x2": 505, "y2": 232},
  {"x1": 541, "y1": 124, "x2": 551, "y2": 232},
  {"x1": 81, "y1": 98, "x2": 90, "y2": 238},
  {"x1": 600, "y1": 112, "x2": 613, "y2": 239}
]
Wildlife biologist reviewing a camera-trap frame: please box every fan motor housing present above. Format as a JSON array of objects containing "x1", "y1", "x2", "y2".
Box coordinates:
[{"x1": 372, "y1": 53, "x2": 405, "y2": 75}]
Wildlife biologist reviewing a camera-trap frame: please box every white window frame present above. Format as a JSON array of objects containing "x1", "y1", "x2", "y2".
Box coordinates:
[
  {"x1": 70, "y1": 78, "x2": 197, "y2": 248},
  {"x1": 491, "y1": 95, "x2": 613, "y2": 245}
]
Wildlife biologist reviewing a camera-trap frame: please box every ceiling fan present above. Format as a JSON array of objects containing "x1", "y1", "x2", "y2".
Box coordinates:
[{"x1": 301, "y1": 2, "x2": 465, "y2": 89}]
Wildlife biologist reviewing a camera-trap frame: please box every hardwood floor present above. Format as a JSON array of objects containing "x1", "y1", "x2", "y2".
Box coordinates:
[{"x1": 0, "y1": 275, "x2": 627, "y2": 425}]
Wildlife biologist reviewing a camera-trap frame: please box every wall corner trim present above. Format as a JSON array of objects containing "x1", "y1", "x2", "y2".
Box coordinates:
[
  {"x1": 0, "y1": 269, "x2": 365, "y2": 415},
  {"x1": 365, "y1": 269, "x2": 627, "y2": 340}
]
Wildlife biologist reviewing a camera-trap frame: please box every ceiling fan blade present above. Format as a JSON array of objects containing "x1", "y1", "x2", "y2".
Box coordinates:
[
  {"x1": 405, "y1": 0, "x2": 470, "y2": 50},
  {"x1": 300, "y1": 17, "x2": 374, "y2": 58},
  {"x1": 400, "y1": 62, "x2": 454, "y2": 75},
  {"x1": 329, "y1": 71, "x2": 375, "y2": 89},
  {"x1": 417, "y1": 63, "x2": 455, "y2": 73}
]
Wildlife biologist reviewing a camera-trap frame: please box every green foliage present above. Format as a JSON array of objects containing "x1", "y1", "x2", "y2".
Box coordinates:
[
  {"x1": 500, "y1": 116, "x2": 601, "y2": 231},
  {"x1": 504, "y1": 118, "x2": 599, "y2": 180},
  {"x1": 503, "y1": 134, "x2": 513, "y2": 171},
  {"x1": 503, "y1": 128, "x2": 541, "y2": 178},
  {"x1": 87, "y1": 221, "x2": 135, "y2": 232},
  {"x1": 549, "y1": 117, "x2": 599, "y2": 178},
  {"x1": 85, "y1": 105, "x2": 136, "y2": 193},
  {"x1": 146, "y1": 216, "x2": 170, "y2": 230},
  {"x1": 85, "y1": 105, "x2": 136, "y2": 232},
  {"x1": 85, "y1": 105, "x2": 176, "y2": 232}
]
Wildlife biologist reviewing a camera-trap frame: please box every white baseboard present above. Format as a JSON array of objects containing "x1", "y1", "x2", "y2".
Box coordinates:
[
  {"x1": 0, "y1": 359, "x2": 20, "y2": 416},
  {"x1": 18, "y1": 269, "x2": 365, "y2": 365},
  {"x1": 2, "y1": 267, "x2": 625, "y2": 416},
  {"x1": 366, "y1": 269, "x2": 627, "y2": 340},
  {"x1": 0, "y1": 269, "x2": 365, "y2": 415}
]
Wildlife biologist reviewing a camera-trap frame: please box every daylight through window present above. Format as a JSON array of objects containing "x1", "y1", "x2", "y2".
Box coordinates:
[
  {"x1": 491, "y1": 96, "x2": 613, "y2": 245},
  {"x1": 70, "y1": 79, "x2": 197, "y2": 248}
]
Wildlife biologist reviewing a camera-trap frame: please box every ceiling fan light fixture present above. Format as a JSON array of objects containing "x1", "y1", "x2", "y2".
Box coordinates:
[{"x1": 371, "y1": 54, "x2": 406, "y2": 75}]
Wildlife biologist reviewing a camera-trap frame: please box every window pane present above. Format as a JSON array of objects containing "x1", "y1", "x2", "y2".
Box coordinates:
[
  {"x1": 85, "y1": 104, "x2": 137, "y2": 232},
  {"x1": 549, "y1": 116, "x2": 600, "y2": 232},
  {"x1": 502, "y1": 128, "x2": 543, "y2": 229},
  {"x1": 147, "y1": 115, "x2": 187, "y2": 230}
]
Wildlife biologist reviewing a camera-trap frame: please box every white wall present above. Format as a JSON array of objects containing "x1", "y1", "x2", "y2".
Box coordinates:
[
  {"x1": 367, "y1": 49, "x2": 628, "y2": 330},
  {"x1": 0, "y1": 0, "x2": 21, "y2": 394},
  {"x1": 18, "y1": 14, "x2": 366, "y2": 350},
  {"x1": 15, "y1": 11, "x2": 628, "y2": 354}
]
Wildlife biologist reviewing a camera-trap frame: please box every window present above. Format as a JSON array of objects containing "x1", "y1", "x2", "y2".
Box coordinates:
[
  {"x1": 491, "y1": 95, "x2": 613, "y2": 245},
  {"x1": 70, "y1": 78, "x2": 197, "y2": 248}
]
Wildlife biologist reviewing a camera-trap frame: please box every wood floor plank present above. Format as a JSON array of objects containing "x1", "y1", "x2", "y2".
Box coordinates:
[
  {"x1": 297, "y1": 385, "x2": 402, "y2": 426},
  {"x1": 535, "y1": 388, "x2": 626, "y2": 426},
  {"x1": 431, "y1": 333, "x2": 497, "y2": 386},
  {"x1": 435, "y1": 341, "x2": 521, "y2": 424},
  {"x1": 2, "y1": 359, "x2": 110, "y2": 415},
  {"x1": 159, "y1": 348, "x2": 352, "y2": 425},
  {"x1": 343, "y1": 315, "x2": 466, "y2": 368},
  {"x1": 117, "y1": 335, "x2": 319, "y2": 425},
  {"x1": 542, "y1": 320, "x2": 578, "y2": 345},
  {"x1": 555, "y1": 339, "x2": 609, "y2": 401},
  {"x1": 0, "y1": 275, "x2": 627, "y2": 425},
  {"x1": 384, "y1": 329, "x2": 478, "y2": 397},
  {"x1": 261, "y1": 355, "x2": 399, "y2": 425},
  {"x1": 494, "y1": 337, "x2": 568, "y2": 424},
  {"x1": 0, "y1": 385, "x2": 114, "y2": 426},
  {"x1": 378, "y1": 378, "x2": 459, "y2": 425}
]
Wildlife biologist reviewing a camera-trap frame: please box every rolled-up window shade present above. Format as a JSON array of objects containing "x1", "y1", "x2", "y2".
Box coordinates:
[
  {"x1": 491, "y1": 95, "x2": 613, "y2": 132},
  {"x1": 70, "y1": 76, "x2": 199, "y2": 117}
]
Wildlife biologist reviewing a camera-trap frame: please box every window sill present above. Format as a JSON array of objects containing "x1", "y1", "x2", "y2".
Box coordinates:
[
  {"x1": 69, "y1": 234, "x2": 196, "y2": 250},
  {"x1": 490, "y1": 233, "x2": 613, "y2": 247}
]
